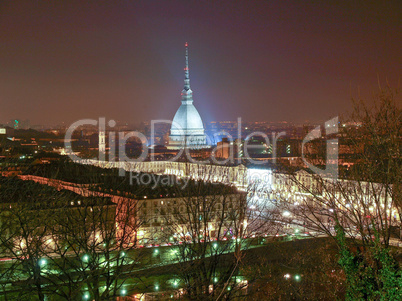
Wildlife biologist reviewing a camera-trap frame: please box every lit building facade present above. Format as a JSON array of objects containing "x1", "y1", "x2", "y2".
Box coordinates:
[{"x1": 135, "y1": 194, "x2": 244, "y2": 245}]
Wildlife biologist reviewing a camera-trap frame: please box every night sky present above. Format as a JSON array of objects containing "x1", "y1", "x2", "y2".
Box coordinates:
[{"x1": 0, "y1": 1, "x2": 400, "y2": 126}]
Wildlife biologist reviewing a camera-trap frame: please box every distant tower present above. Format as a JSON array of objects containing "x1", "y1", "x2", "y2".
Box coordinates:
[
  {"x1": 168, "y1": 42, "x2": 209, "y2": 149},
  {"x1": 99, "y1": 130, "x2": 106, "y2": 153}
]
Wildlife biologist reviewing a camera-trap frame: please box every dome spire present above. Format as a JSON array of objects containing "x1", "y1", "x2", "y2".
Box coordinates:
[
  {"x1": 184, "y1": 42, "x2": 190, "y2": 91},
  {"x1": 181, "y1": 42, "x2": 193, "y2": 104}
]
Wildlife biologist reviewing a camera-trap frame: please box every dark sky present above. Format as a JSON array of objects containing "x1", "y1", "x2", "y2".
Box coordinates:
[{"x1": 0, "y1": 1, "x2": 400, "y2": 126}]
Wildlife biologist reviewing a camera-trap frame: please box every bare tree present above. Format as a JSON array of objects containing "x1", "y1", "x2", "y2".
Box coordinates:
[
  {"x1": 275, "y1": 87, "x2": 401, "y2": 300},
  {"x1": 0, "y1": 162, "x2": 149, "y2": 300},
  {"x1": 0, "y1": 176, "x2": 68, "y2": 300},
  {"x1": 141, "y1": 163, "x2": 279, "y2": 300}
]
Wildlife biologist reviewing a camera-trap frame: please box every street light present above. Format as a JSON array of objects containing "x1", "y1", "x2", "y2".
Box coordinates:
[
  {"x1": 39, "y1": 258, "x2": 47, "y2": 267},
  {"x1": 82, "y1": 254, "x2": 89, "y2": 263}
]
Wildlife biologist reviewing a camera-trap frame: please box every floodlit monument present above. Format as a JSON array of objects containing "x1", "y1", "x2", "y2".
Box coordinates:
[{"x1": 168, "y1": 43, "x2": 209, "y2": 149}]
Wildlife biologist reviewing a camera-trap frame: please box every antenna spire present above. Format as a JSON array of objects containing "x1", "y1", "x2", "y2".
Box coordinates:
[
  {"x1": 181, "y1": 42, "x2": 193, "y2": 104},
  {"x1": 184, "y1": 42, "x2": 190, "y2": 91}
]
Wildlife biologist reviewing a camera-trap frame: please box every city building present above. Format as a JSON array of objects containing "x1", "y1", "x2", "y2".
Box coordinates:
[
  {"x1": 168, "y1": 43, "x2": 209, "y2": 149},
  {"x1": 215, "y1": 138, "x2": 231, "y2": 159},
  {"x1": 0, "y1": 177, "x2": 116, "y2": 254},
  {"x1": 135, "y1": 193, "x2": 245, "y2": 245}
]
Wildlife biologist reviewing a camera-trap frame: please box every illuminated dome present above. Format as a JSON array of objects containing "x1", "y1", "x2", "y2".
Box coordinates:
[
  {"x1": 168, "y1": 43, "x2": 208, "y2": 149},
  {"x1": 171, "y1": 102, "x2": 204, "y2": 133}
]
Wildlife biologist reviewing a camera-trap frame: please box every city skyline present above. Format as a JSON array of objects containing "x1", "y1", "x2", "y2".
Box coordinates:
[
  {"x1": 0, "y1": 1, "x2": 400, "y2": 126},
  {"x1": 0, "y1": 2, "x2": 400, "y2": 298}
]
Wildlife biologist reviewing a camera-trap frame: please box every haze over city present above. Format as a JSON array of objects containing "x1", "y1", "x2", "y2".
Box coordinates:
[{"x1": 0, "y1": 1, "x2": 400, "y2": 126}]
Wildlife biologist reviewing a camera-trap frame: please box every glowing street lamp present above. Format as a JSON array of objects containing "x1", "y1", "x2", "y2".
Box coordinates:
[
  {"x1": 82, "y1": 254, "x2": 90, "y2": 263},
  {"x1": 39, "y1": 258, "x2": 47, "y2": 267}
]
